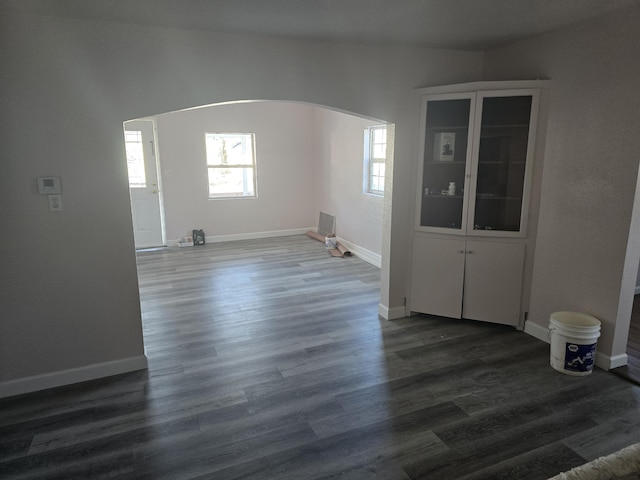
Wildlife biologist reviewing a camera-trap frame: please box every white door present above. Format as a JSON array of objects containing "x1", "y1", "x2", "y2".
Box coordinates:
[
  {"x1": 124, "y1": 119, "x2": 165, "y2": 249},
  {"x1": 410, "y1": 236, "x2": 466, "y2": 319}
]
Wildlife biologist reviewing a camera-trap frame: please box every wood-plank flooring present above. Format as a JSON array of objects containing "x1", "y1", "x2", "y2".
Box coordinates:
[{"x1": 2, "y1": 235, "x2": 640, "y2": 479}]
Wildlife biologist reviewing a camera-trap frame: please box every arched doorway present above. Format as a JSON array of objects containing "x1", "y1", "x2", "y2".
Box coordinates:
[{"x1": 124, "y1": 99, "x2": 395, "y2": 300}]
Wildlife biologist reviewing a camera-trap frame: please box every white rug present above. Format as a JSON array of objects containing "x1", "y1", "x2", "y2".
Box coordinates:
[{"x1": 549, "y1": 443, "x2": 640, "y2": 479}]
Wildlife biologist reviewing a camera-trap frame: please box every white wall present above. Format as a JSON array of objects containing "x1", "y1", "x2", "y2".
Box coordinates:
[
  {"x1": 483, "y1": 5, "x2": 640, "y2": 365},
  {"x1": 314, "y1": 108, "x2": 384, "y2": 259},
  {"x1": 0, "y1": 11, "x2": 483, "y2": 393},
  {"x1": 155, "y1": 101, "x2": 319, "y2": 242}
]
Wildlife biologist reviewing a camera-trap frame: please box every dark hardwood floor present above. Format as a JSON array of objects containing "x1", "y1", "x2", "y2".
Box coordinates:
[{"x1": 2, "y1": 235, "x2": 640, "y2": 479}]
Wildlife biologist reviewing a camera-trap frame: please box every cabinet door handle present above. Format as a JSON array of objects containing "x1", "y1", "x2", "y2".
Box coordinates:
[
  {"x1": 458, "y1": 250, "x2": 465, "y2": 254},
  {"x1": 467, "y1": 250, "x2": 473, "y2": 254}
]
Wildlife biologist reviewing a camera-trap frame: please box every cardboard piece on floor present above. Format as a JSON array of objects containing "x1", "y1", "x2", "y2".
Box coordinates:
[
  {"x1": 328, "y1": 242, "x2": 351, "y2": 258},
  {"x1": 336, "y1": 242, "x2": 351, "y2": 257},
  {"x1": 307, "y1": 233, "x2": 351, "y2": 258},
  {"x1": 306, "y1": 212, "x2": 351, "y2": 258},
  {"x1": 306, "y1": 231, "x2": 326, "y2": 242}
]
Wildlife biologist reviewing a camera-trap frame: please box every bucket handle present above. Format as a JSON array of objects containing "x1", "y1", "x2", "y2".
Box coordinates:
[{"x1": 548, "y1": 324, "x2": 556, "y2": 341}]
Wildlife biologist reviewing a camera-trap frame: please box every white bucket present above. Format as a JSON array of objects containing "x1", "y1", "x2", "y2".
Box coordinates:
[{"x1": 549, "y1": 311, "x2": 601, "y2": 376}]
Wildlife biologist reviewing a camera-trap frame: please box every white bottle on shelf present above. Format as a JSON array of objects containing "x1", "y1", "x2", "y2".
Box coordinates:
[{"x1": 448, "y1": 182, "x2": 456, "y2": 196}]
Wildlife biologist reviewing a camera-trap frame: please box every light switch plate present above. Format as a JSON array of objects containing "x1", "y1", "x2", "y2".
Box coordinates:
[
  {"x1": 48, "y1": 194, "x2": 63, "y2": 212},
  {"x1": 37, "y1": 176, "x2": 61, "y2": 194}
]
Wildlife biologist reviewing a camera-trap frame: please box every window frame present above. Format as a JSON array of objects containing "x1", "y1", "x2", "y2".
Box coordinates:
[
  {"x1": 364, "y1": 125, "x2": 387, "y2": 196},
  {"x1": 205, "y1": 132, "x2": 257, "y2": 199},
  {"x1": 124, "y1": 130, "x2": 147, "y2": 188}
]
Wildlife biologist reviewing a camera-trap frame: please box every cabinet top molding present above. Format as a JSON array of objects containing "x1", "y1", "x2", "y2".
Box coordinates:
[{"x1": 415, "y1": 79, "x2": 552, "y2": 95}]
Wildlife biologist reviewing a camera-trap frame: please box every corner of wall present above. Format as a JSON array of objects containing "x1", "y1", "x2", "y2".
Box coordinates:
[{"x1": 378, "y1": 303, "x2": 407, "y2": 320}]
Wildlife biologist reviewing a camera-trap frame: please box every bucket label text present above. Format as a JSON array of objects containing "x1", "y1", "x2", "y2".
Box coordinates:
[{"x1": 564, "y1": 342, "x2": 596, "y2": 372}]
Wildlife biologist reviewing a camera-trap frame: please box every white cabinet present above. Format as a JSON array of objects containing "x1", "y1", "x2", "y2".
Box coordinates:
[
  {"x1": 410, "y1": 82, "x2": 546, "y2": 327},
  {"x1": 410, "y1": 236, "x2": 524, "y2": 326}
]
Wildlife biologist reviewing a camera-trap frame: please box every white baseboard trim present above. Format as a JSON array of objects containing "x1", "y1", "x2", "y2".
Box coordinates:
[
  {"x1": 336, "y1": 237, "x2": 381, "y2": 268},
  {"x1": 523, "y1": 320, "x2": 627, "y2": 371},
  {"x1": 169, "y1": 228, "x2": 314, "y2": 247},
  {"x1": 0, "y1": 355, "x2": 148, "y2": 399},
  {"x1": 378, "y1": 304, "x2": 407, "y2": 320},
  {"x1": 524, "y1": 320, "x2": 550, "y2": 343},
  {"x1": 602, "y1": 352, "x2": 628, "y2": 370}
]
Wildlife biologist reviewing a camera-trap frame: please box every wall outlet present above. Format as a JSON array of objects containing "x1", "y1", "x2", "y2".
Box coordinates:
[{"x1": 48, "y1": 194, "x2": 63, "y2": 212}]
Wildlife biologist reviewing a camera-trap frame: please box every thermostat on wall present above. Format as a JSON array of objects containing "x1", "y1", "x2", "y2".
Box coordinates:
[{"x1": 37, "y1": 176, "x2": 61, "y2": 194}]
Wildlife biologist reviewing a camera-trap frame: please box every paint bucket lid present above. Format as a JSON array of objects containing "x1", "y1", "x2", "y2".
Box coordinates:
[{"x1": 550, "y1": 311, "x2": 600, "y2": 329}]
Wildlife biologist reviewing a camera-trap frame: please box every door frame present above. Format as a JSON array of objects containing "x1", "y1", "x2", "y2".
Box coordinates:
[{"x1": 124, "y1": 117, "x2": 167, "y2": 249}]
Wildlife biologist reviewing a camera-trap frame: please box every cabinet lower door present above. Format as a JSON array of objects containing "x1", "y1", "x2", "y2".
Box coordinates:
[
  {"x1": 462, "y1": 240, "x2": 525, "y2": 326},
  {"x1": 410, "y1": 236, "x2": 466, "y2": 318}
]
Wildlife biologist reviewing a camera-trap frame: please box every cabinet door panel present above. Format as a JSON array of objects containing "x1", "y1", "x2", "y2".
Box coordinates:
[
  {"x1": 467, "y1": 92, "x2": 536, "y2": 236},
  {"x1": 417, "y1": 95, "x2": 474, "y2": 233},
  {"x1": 462, "y1": 241, "x2": 524, "y2": 326},
  {"x1": 410, "y1": 236, "x2": 466, "y2": 318}
]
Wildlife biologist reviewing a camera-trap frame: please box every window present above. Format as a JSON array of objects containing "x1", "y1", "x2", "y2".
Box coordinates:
[
  {"x1": 364, "y1": 125, "x2": 387, "y2": 195},
  {"x1": 125, "y1": 130, "x2": 146, "y2": 188},
  {"x1": 205, "y1": 133, "x2": 256, "y2": 199}
]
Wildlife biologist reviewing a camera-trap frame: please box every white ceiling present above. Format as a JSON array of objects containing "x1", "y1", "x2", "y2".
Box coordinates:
[{"x1": 1, "y1": 0, "x2": 638, "y2": 51}]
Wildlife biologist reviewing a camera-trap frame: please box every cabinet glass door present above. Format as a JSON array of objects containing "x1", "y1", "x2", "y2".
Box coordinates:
[
  {"x1": 471, "y1": 95, "x2": 533, "y2": 233},
  {"x1": 419, "y1": 97, "x2": 472, "y2": 231}
]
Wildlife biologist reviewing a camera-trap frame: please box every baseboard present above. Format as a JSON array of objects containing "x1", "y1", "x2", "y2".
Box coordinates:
[
  {"x1": 378, "y1": 304, "x2": 406, "y2": 320},
  {"x1": 0, "y1": 355, "x2": 148, "y2": 399},
  {"x1": 635, "y1": 285, "x2": 640, "y2": 295},
  {"x1": 336, "y1": 237, "x2": 381, "y2": 268},
  {"x1": 524, "y1": 320, "x2": 550, "y2": 343},
  {"x1": 523, "y1": 320, "x2": 627, "y2": 371},
  {"x1": 169, "y1": 228, "x2": 314, "y2": 246},
  {"x1": 603, "y1": 352, "x2": 628, "y2": 370}
]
